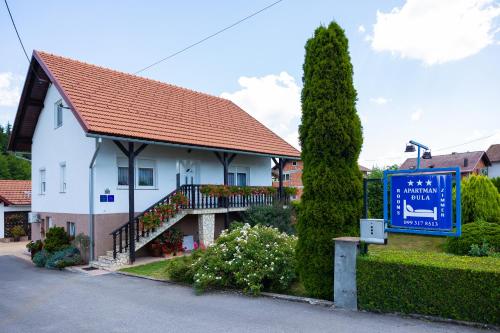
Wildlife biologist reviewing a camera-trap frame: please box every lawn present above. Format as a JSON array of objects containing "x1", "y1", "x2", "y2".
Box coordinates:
[
  {"x1": 121, "y1": 258, "x2": 176, "y2": 280},
  {"x1": 370, "y1": 233, "x2": 446, "y2": 253}
]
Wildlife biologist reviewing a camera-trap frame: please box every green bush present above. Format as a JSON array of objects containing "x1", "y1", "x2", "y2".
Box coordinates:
[
  {"x1": 357, "y1": 250, "x2": 500, "y2": 325},
  {"x1": 458, "y1": 175, "x2": 500, "y2": 223},
  {"x1": 468, "y1": 242, "x2": 495, "y2": 257},
  {"x1": 243, "y1": 204, "x2": 294, "y2": 234},
  {"x1": 45, "y1": 246, "x2": 82, "y2": 269},
  {"x1": 193, "y1": 224, "x2": 297, "y2": 295},
  {"x1": 168, "y1": 250, "x2": 204, "y2": 284},
  {"x1": 297, "y1": 22, "x2": 363, "y2": 300},
  {"x1": 445, "y1": 221, "x2": 500, "y2": 255},
  {"x1": 44, "y1": 226, "x2": 70, "y2": 253},
  {"x1": 32, "y1": 250, "x2": 48, "y2": 267},
  {"x1": 10, "y1": 225, "x2": 26, "y2": 239},
  {"x1": 490, "y1": 177, "x2": 500, "y2": 194}
]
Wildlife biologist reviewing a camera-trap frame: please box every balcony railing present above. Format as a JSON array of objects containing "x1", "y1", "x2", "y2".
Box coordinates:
[{"x1": 179, "y1": 184, "x2": 287, "y2": 209}]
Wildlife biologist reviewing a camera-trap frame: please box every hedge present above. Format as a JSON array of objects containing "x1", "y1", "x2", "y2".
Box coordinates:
[
  {"x1": 445, "y1": 221, "x2": 500, "y2": 255},
  {"x1": 357, "y1": 250, "x2": 500, "y2": 325}
]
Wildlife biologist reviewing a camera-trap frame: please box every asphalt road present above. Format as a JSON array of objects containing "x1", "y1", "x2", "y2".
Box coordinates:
[{"x1": 0, "y1": 255, "x2": 491, "y2": 333}]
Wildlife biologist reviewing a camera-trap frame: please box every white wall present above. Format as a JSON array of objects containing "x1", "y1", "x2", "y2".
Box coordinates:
[
  {"x1": 92, "y1": 140, "x2": 272, "y2": 214},
  {"x1": 488, "y1": 162, "x2": 500, "y2": 178},
  {"x1": 30, "y1": 84, "x2": 273, "y2": 216},
  {"x1": 0, "y1": 203, "x2": 31, "y2": 238},
  {"x1": 31, "y1": 84, "x2": 95, "y2": 214}
]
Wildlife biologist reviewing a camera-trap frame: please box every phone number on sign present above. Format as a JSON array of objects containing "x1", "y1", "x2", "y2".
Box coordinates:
[{"x1": 401, "y1": 220, "x2": 439, "y2": 227}]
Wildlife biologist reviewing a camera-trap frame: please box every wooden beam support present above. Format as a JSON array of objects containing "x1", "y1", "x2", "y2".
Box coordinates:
[
  {"x1": 113, "y1": 140, "x2": 129, "y2": 157},
  {"x1": 127, "y1": 142, "x2": 135, "y2": 263},
  {"x1": 133, "y1": 143, "x2": 148, "y2": 157}
]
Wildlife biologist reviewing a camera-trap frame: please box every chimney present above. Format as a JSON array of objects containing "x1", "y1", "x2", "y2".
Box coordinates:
[{"x1": 464, "y1": 158, "x2": 468, "y2": 167}]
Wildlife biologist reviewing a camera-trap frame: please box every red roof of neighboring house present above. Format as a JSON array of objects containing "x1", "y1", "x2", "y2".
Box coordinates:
[
  {"x1": 486, "y1": 144, "x2": 500, "y2": 163},
  {"x1": 400, "y1": 151, "x2": 490, "y2": 173},
  {"x1": 0, "y1": 180, "x2": 31, "y2": 206},
  {"x1": 9, "y1": 51, "x2": 300, "y2": 158}
]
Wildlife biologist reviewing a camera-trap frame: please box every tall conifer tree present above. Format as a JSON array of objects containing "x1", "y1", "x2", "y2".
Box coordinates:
[{"x1": 296, "y1": 22, "x2": 363, "y2": 299}]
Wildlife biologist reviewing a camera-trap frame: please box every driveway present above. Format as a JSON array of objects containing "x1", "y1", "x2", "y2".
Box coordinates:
[{"x1": 0, "y1": 256, "x2": 490, "y2": 333}]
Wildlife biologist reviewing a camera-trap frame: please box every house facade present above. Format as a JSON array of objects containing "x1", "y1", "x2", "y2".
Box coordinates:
[
  {"x1": 486, "y1": 144, "x2": 500, "y2": 178},
  {"x1": 0, "y1": 180, "x2": 31, "y2": 240},
  {"x1": 400, "y1": 151, "x2": 490, "y2": 177},
  {"x1": 8, "y1": 51, "x2": 299, "y2": 267}
]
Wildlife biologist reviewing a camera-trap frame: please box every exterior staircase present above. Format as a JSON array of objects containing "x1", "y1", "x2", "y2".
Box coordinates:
[{"x1": 90, "y1": 188, "x2": 188, "y2": 270}]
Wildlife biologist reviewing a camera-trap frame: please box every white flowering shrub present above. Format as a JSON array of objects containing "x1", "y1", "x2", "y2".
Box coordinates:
[{"x1": 193, "y1": 224, "x2": 297, "y2": 295}]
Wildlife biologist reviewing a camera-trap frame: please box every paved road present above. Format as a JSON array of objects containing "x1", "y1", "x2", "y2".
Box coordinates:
[{"x1": 0, "y1": 256, "x2": 491, "y2": 333}]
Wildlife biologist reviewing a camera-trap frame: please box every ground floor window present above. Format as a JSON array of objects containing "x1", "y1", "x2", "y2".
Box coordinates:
[{"x1": 66, "y1": 221, "x2": 76, "y2": 238}]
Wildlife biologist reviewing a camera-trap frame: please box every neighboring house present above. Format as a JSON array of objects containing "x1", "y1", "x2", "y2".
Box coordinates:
[
  {"x1": 486, "y1": 144, "x2": 500, "y2": 178},
  {"x1": 0, "y1": 180, "x2": 31, "y2": 240},
  {"x1": 8, "y1": 51, "x2": 299, "y2": 267},
  {"x1": 272, "y1": 161, "x2": 370, "y2": 201},
  {"x1": 400, "y1": 151, "x2": 490, "y2": 177}
]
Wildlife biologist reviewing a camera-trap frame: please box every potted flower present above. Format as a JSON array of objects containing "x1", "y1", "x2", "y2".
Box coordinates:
[{"x1": 10, "y1": 225, "x2": 26, "y2": 242}]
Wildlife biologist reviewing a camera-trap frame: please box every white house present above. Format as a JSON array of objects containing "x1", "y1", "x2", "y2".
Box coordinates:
[
  {"x1": 486, "y1": 144, "x2": 500, "y2": 178},
  {"x1": 8, "y1": 51, "x2": 300, "y2": 268},
  {"x1": 0, "y1": 180, "x2": 31, "y2": 240}
]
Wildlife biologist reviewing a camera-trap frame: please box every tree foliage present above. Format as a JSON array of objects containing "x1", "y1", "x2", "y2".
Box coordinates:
[
  {"x1": 0, "y1": 124, "x2": 31, "y2": 180},
  {"x1": 458, "y1": 175, "x2": 500, "y2": 223},
  {"x1": 296, "y1": 22, "x2": 363, "y2": 300}
]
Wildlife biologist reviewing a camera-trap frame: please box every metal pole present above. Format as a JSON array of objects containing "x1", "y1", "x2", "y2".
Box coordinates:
[
  {"x1": 278, "y1": 158, "x2": 284, "y2": 201},
  {"x1": 128, "y1": 142, "x2": 135, "y2": 263},
  {"x1": 417, "y1": 146, "x2": 421, "y2": 169}
]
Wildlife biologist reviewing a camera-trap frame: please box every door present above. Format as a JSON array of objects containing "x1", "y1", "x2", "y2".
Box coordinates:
[{"x1": 177, "y1": 160, "x2": 200, "y2": 187}]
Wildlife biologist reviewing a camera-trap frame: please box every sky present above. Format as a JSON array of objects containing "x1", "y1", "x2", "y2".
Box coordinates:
[{"x1": 1, "y1": 0, "x2": 500, "y2": 168}]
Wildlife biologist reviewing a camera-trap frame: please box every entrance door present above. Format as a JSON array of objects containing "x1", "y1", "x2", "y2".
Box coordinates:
[{"x1": 177, "y1": 160, "x2": 200, "y2": 187}]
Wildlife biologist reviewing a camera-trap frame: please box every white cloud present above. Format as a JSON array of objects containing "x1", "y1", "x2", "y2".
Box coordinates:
[
  {"x1": 221, "y1": 72, "x2": 301, "y2": 149},
  {"x1": 411, "y1": 108, "x2": 423, "y2": 121},
  {"x1": 371, "y1": 0, "x2": 500, "y2": 65},
  {"x1": 0, "y1": 72, "x2": 22, "y2": 107},
  {"x1": 369, "y1": 96, "x2": 391, "y2": 105},
  {"x1": 358, "y1": 25, "x2": 366, "y2": 33}
]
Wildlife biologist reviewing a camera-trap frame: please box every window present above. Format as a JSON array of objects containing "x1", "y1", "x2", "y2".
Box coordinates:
[
  {"x1": 59, "y1": 162, "x2": 66, "y2": 193},
  {"x1": 237, "y1": 173, "x2": 247, "y2": 187},
  {"x1": 54, "y1": 100, "x2": 63, "y2": 128},
  {"x1": 137, "y1": 159, "x2": 156, "y2": 187},
  {"x1": 292, "y1": 161, "x2": 297, "y2": 166},
  {"x1": 228, "y1": 166, "x2": 249, "y2": 186},
  {"x1": 228, "y1": 173, "x2": 235, "y2": 186},
  {"x1": 283, "y1": 173, "x2": 290, "y2": 181},
  {"x1": 117, "y1": 158, "x2": 156, "y2": 188},
  {"x1": 117, "y1": 158, "x2": 129, "y2": 186},
  {"x1": 66, "y1": 222, "x2": 76, "y2": 238},
  {"x1": 39, "y1": 169, "x2": 46, "y2": 194}
]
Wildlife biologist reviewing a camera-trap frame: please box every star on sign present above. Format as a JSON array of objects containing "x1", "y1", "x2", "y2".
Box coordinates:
[
  {"x1": 407, "y1": 180, "x2": 414, "y2": 186},
  {"x1": 416, "y1": 180, "x2": 423, "y2": 186},
  {"x1": 426, "y1": 179, "x2": 432, "y2": 186}
]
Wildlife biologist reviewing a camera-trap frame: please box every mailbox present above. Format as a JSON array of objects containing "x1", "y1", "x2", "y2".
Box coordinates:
[{"x1": 360, "y1": 219, "x2": 387, "y2": 245}]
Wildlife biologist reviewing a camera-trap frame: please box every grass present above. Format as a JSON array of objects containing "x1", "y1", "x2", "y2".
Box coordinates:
[
  {"x1": 370, "y1": 233, "x2": 446, "y2": 253},
  {"x1": 121, "y1": 259, "x2": 174, "y2": 280}
]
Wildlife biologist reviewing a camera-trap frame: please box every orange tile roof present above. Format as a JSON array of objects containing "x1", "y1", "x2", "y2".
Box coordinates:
[
  {"x1": 0, "y1": 180, "x2": 31, "y2": 206},
  {"x1": 34, "y1": 51, "x2": 300, "y2": 158}
]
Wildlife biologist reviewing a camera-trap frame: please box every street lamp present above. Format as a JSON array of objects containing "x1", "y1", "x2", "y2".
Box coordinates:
[{"x1": 404, "y1": 140, "x2": 431, "y2": 169}]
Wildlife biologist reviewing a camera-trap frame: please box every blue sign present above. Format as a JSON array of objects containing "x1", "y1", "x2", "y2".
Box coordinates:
[
  {"x1": 383, "y1": 167, "x2": 461, "y2": 237},
  {"x1": 100, "y1": 195, "x2": 115, "y2": 203},
  {"x1": 391, "y1": 174, "x2": 452, "y2": 230}
]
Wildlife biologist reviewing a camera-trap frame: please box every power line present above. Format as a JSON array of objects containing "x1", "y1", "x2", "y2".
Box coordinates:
[
  {"x1": 134, "y1": 0, "x2": 284, "y2": 74},
  {"x1": 4, "y1": 0, "x2": 30, "y2": 63},
  {"x1": 434, "y1": 133, "x2": 497, "y2": 152}
]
